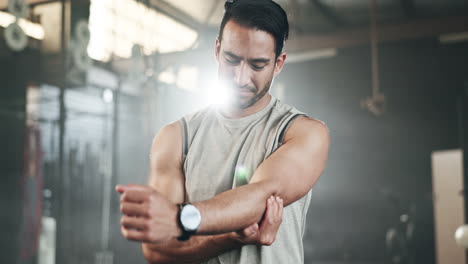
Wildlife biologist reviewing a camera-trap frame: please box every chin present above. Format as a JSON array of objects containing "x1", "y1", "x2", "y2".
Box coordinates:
[{"x1": 238, "y1": 97, "x2": 258, "y2": 109}]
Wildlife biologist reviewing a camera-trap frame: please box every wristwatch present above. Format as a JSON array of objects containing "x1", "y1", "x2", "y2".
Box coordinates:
[{"x1": 177, "y1": 203, "x2": 201, "y2": 241}]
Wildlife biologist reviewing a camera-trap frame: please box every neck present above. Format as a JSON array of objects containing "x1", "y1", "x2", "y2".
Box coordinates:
[{"x1": 221, "y1": 94, "x2": 272, "y2": 119}]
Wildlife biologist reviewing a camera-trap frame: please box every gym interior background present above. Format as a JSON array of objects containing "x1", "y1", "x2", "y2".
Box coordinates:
[{"x1": 1, "y1": 0, "x2": 468, "y2": 263}]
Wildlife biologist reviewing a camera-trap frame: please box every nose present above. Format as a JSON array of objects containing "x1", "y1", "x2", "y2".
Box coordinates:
[{"x1": 234, "y1": 63, "x2": 251, "y2": 88}]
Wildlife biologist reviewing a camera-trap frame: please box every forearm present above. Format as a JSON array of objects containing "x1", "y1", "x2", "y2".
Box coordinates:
[
  {"x1": 142, "y1": 232, "x2": 242, "y2": 264},
  {"x1": 194, "y1": 180, "x2": 277, "y2": 235}
]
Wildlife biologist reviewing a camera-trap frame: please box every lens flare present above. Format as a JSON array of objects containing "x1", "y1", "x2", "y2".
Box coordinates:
[
  {"x1": 204, "y1": 79, "x2": 233, "y2": 107},
  {"x1": 235, "y1": 165, "x2": 250, "y2": 185}
]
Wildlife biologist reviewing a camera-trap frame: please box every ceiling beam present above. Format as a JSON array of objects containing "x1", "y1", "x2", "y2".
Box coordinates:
[
  {"x1": 112, "y1": 15, "x2": 468, "y2": 73},
  {"x1": 287, "y1": 15, "x2": 468, "y2": 52},
  {"x1": 0, "y1": 0, "x2": 206, "y2": 33},
  {"x1": 0, "y1": 0, "x2": 62, "y2": 11},
  {"x1": 148, "y1": 0, "x2": 206, "y2": 32},
  {"x1": 310, "y1": 0, "x2": 347, "y2": 27}
]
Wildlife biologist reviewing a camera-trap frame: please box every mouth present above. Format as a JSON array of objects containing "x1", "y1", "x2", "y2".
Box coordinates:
[{"x1": 237, "y1": 88, "x2": 255, "y2": 97}]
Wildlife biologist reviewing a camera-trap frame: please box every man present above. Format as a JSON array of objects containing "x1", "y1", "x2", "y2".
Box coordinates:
[{"x1": 116, "y1": 0, "x2": 330, "y2": 263}]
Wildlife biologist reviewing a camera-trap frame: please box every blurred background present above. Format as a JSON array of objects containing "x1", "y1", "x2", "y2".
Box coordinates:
[{"x1": 1, "y1": 0, "x2": 468, "y2": 263}]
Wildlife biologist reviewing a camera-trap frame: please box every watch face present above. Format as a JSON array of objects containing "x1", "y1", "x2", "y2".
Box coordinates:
[{"x1": 180, "y1": 204, "x2": 201, "y2": 231}]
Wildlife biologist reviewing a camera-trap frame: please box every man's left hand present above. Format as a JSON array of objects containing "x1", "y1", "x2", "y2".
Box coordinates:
[
  {"x1": 235, "y1": 195, "x2": 283, "y2": 246},
  {"x1": 116, "y1": 184, "x2": 181, "y2": 243}
]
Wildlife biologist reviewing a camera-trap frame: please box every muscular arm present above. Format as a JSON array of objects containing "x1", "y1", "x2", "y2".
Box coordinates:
[
  {"x1": 143, "y1": 233, "x2": 240, "y2": 264},
  {"x1": 138, "y1": 122, "x2": 283, "y2": 263},
  {"x1": 140, "y1": 122, "x2": 243, "y2": 263},
  {"x1": 194, "y1": 116, "x2": 329, "y2": 234},
  {"x1": 117, "y1": 116, "x2": 328, "y2": 246}
]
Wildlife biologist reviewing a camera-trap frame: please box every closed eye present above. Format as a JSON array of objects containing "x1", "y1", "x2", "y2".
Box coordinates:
[
  {"x1": 225, "y1": 57, "x2": 240, "y2": 65},
  {"x1": 251, "y1": 64, "x2": 265, "y2": 71}
]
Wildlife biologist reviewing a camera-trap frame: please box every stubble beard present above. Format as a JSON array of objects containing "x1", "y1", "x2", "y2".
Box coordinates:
[{"x1": 234, "y1": 79, "x2": 272, "y2": 109}]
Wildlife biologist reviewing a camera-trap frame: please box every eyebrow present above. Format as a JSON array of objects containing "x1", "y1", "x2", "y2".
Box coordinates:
[{"x1": 223, "y1": 50, "x2": 271, "y2": 64}]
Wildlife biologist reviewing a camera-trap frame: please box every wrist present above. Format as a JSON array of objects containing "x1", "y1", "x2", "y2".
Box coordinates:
[
  {"x1": 172, "y1": 204, "x2": 183, "y2": 238},
  {"x1": 177, "y1": 203, "x2": 201, "y2": 241}
]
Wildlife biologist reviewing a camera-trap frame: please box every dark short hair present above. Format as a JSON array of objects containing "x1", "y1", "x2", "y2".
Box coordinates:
[{"x1": 218, "y1": 0, "x2": 289, "y2": 58}]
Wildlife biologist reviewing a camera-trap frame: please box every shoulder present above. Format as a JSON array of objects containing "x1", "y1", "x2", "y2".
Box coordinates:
[
  {"x1": 150, "y1": 121, "x2": 182, "y2": 164},
  {"x1": 154, "y1": 121, "x2": 181, "y2": 144},
  {"x1": 284, "y1": 116, "x2": 330, "y2": 147}
]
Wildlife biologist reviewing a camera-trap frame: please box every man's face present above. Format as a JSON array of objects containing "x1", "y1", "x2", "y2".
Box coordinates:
[{"x1": 215, "y1": 20, "x2": 286, "y2": 109}]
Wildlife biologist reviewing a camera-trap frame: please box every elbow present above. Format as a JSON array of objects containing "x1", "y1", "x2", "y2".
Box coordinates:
[
  {"x1": 259, "y1": 178, "x2": 295, "y2": 207},
  {"x1": 264, "y1": 179, "x2": 282, "y2": 200},
  {"x1": 251, "y1": 178, "x2": 280, "y2": 197}
]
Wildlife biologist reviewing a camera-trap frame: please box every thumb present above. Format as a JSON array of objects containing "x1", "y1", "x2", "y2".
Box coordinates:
[
  {"x1": 116, "y1": 184, "x2": 148, "y2": 193},
  {"x1": 248, "y1": 223, "x2": 259, "y2": 236},
  {"x1": 115, "y1": 184, "x2": 126, "y2": 193},
  {"x1": 252, "y1": 223, "x2": 259, "y2": 231}
]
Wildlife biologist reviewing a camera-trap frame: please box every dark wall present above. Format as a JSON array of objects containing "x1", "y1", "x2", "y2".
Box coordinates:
[
  {"x1": 0, "y1": 54, "x2": 25, "y2": 264},
  {"x1": 276, "y1": 38, "x2": 468, "y2": 263},
  {"x1": 462, "y1": 83, "x2": 468, "y2": 264},
  {"x1": 0, "y1": 49, "x2": 41, "y2": 264}
]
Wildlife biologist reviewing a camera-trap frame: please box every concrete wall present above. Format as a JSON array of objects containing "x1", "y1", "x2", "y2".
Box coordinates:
[{"x1": 276, "y1": 38, "x2": 467, "y2": 263}]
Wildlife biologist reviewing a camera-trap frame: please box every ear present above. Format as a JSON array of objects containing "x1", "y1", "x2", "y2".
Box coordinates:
[
  {"x1": 215, "y1": 38, "x2": 221, "y2": 63},
  {"x1": 273, "y1": 52, "x2": 287, "y2": 76}
]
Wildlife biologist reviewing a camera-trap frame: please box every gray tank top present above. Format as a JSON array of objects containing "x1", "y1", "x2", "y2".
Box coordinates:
[{"x1": 180, "y1": 97, "x2": 312, "y2": 264}]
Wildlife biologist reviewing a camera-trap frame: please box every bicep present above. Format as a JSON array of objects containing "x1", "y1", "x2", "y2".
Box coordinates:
[
  {"x1": 148, "y1": 121, "x2": 185, "y2": 204},
  {"x1": 250, "y1": 117, "x2": 329, "y2": 206}
]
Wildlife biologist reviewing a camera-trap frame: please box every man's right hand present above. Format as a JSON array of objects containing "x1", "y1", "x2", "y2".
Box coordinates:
[{"x1": 235, "y1": 195, "x2": 283, "y2": 246}]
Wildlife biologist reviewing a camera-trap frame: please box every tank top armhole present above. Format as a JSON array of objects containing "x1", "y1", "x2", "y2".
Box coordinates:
[
  {"x1": 179, "y1": 118, "x2": 190, "y2": 203},
  {"x1": 277, "y1": 113, "x2": 306, "y2": 147},
  {"x1": 180, "y1": 118, "x2": 189, "y2": 164},
  {"x1": 267, "y1": 112, "x2": 306, "y2": 156}
]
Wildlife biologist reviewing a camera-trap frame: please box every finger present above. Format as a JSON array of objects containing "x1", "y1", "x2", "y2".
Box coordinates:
[
  {"x1": 116, "y1": 185, "x2": 125, "y2": 193},
  {"x1": 252, "y1": 223, "x2": 258, "y2": 233},
  {"x1": 273, "y1": 196, "x2": 281, "y2": 222},
  {"x1": 260, "y1": 196, "x2": 273, "y2": 229},
  {"x1": 121, "y1": 225, "x2": 146, "y2": 242},
  {"x1": 120, "y1": 189, "x2": 151, "y2": 203},
  {"x1": 277, "y1": 197, "x2": 283, "y2": 220},
  {"x1": 269, "y1": 196, "x2": 279, "y2": 224},
  {"x1": 250, "y1": 223, "x2": 259, "y2": 235},
  {"x1": 242, "y1": 223, "x2": 259, "y2": 236},
  {"x1": 121, "y1": 215, "x2": 148, "y2": 230},
  {"x1": 116, "y1": 184, "x2": 153, "y2": 195},
  {"x1": 120, "y1": 202, "x2": 148, "y2": 217}
]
